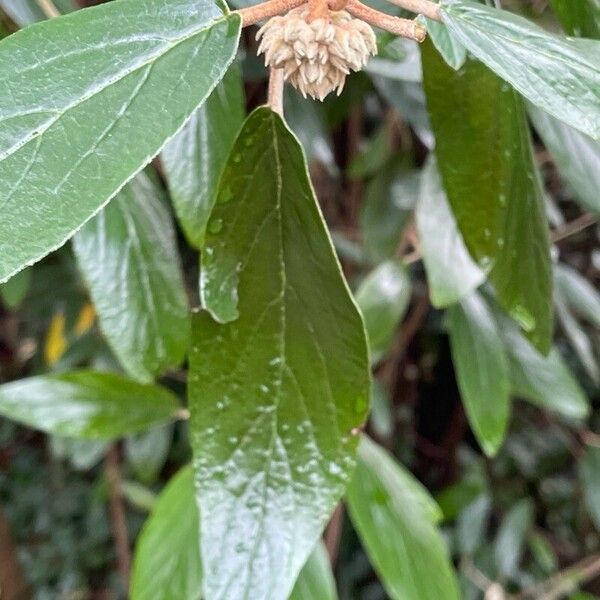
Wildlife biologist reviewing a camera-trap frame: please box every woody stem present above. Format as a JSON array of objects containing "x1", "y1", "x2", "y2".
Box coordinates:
[
  {"x1": 384, "y1": 0, "x2": 442, "y2": 21},
  {"x1": 234, "y1": 0, "x2": 306, "y2": 26},
  {"x1": 267, "y1": 67, "x2": 285, "y2": 116},
  {"x1": 346, "y1": 0, "x2": 427, "y2": 41},
  {"x1": 308, "y1": 0, "x2": 329, "y2": 21}
]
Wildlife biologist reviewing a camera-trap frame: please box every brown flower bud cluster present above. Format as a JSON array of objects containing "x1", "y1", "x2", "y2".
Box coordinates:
[{"x1": 257, "y1": 7, "x2": 377, "y2": 100}]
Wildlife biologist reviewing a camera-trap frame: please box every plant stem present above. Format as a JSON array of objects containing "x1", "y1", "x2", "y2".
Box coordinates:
[
  {"x1": 346, "y1": 0, "x2": 427, "y2": 41},
  {"x1": 308, "y1": 0, "x2": 329, "y2": 21},
  {"x1": 0, "y1": 507, "x2": 28, "y2": 600},
  {"x1": 234, "y1": 0, "x2": 306, "y2": 27},
  {"x1": 36, "y1": 0, "x2": 60, "y2": 18},
  {"x1": 267, "y1": 67, "x2": 285, "y2": 116},
  {"x1": 383, "y1": 0, "x2": 442, "y2": 21}
]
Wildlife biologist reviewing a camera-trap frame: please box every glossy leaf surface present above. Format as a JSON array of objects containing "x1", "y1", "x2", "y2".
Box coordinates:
[
  {"x1": 346, "y1": 437, "x2": 459, "y2": 600},
  {"x1": 0, "y1": 371, "x2": 180, "y2": 438},
  {"x1": 190, "y1": 107, "x2": 370, "y2": 600},
  {"x1": 130, "y1": 465, "x2": 201, "y2": 600},
  {"x1": 162, "y1": 65, "x2": 245, "y2": 248},
  {"x1": 422, "y1": 42, "x2": 552, "y2": 352},
  {"x1": 0, "y1": 0, "x2": 241, "y2": 282},
  {"x1": 440, "y1": 0, "x2": 600, "y2": 140},
  {"x1": 415, "y1": 158, "x2": 485, "y2": 308},
  {"x1": 447, "y1": 292, "x2": 510, "y2": 456},
  {"x1": 73, "y1": 173, "x2": 190, "y2": 383}
]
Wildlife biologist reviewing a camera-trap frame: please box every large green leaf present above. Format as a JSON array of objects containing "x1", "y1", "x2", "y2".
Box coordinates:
[
  {"x1": 0, "y1": 0, "x2": 241, "y2": 283},
  {"x1": 499, "y1": 321, "x2": 590, "y2": 420},
  {"x1": 289, "y1": 543, "x2": 338, "y2": 600},
  {"x1": 162, "y1": 64, "x2": 244, "y2": 248},
  {"x1": 528, "y1": 105, "x2": 600, "y2": 215},
  {"x1": 549, "y1": 0, "x2": 600, "y2": 38},
  {"x1": 439, "y1": 0, "x2": 600, "y2": 140},
  {"x1": 346, "y1": 437, "x2": 459, "y2": 600},
  {"x1": 415, "y1": 157, "x2": 485, "y2": 308},
  {"x1": 130, "y1": 466, "x2": 201, "y2": 600},
  {"x1": 447, "y1": 292, "x2": 510, "y2": 457},
  {"x1": 190, "y1": 107, "x2": 370, "y2": 600},
  {"x1": 0, "y1": 371, "x2": 181, "y2": 438},
  {"x1": 422, "y1": 41, "x2": 552, "y2": 352},
  {"x1": 355, "y1": 259, "x2": 412, "y2": 360},
  {"x1": 73, "y1": 173, "x2": 190, "y2": 383}
]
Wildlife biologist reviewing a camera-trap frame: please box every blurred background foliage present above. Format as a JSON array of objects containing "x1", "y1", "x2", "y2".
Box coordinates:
[{"x1": 0, "y1": 0, "x2": 599, "y2": 598}]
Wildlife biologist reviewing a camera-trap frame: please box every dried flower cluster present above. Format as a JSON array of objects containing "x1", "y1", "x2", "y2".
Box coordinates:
[{"x1": 257, "y1": 7, "x2": 377, "y2": 100}]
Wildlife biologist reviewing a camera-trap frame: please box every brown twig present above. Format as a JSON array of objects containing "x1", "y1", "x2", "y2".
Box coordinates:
[
  {"x1": 324, "y1": 503, "x2": 345, "y2": 566},
  {"x1": 267, "y1": 67, "x2": 285, "y2": 116},
  {"x1": 105, "y1": 446, "x2": 131, "y2": 591},
  {"x1": 0, "y1": 507, "x2": 28, "y2": 600},
  {"x1": 551, "y1": 213, "x2": 597, "y2": 243},
  {"x1": 36, "y1": 0, "x2": 60, "y2": 18},
  {"x1": 346, "y1": 0, "x2": 427, "y2": 40},
  {"x1": 234, "y1": 0, "x2": 305, "y2": 27},
  {"x1": 383, "y1": 0, "x2": 442, "y2": 21}
]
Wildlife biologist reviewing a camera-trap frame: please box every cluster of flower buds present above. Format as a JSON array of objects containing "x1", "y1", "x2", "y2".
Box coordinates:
[{"x1": 257, "y1": 6, "x2": 377, "y2": 100}]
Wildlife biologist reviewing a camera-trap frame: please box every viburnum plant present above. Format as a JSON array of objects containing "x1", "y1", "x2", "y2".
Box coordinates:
[{"x1": 0, "y1": 0, "x2": 599, "y2": 598}]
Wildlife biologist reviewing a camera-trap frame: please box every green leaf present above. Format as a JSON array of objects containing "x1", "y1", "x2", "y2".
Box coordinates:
[
  {"x1": 0, "y1": 266, "x2": 31, "y2": 308},
  {"x1": 415, "y1": 158, "x2": 485, "y2": 308},
  {"x1": 494, "y1": 499, "x2": 534, "y2": 579},
  {"x1": 355, "y1": 259, "x2": 412, "y2": 360},
  {"x1": 447, "y1": 292, "x2": 510, "y2": 456},
  {"x1": 346, "y1": 437, "x2": 458, "y2": 600},
  {"x1": 440, "y1": 0, "x2": 600, "y2": 140},
  {"x1": 422, "y1": 40, "x2": 553, "y2": 352},
  {"x1": 289, "y1": 542, "x2": 338, "y2": 600},
  {"x1": 579, "y1": 445, "x2": 600, "y2": 530},
  {"x1": 162, "y1": 64, "x2": 245, "y2": 248},
  {"x1": 499, "y1": 321, "x2": 590, "y2": 420},
  {"x1": 555, "y1": 264, "x2": 600, "y2": 329},
  {"x1": 130, "y1": 465, "x2": 202, "y2": 600},
  {"x1": 190, "y1": 107, "x2": 370, "y2": 600},
  {"x1": 348, "y1": 124, "x2": 393, "y2": 180},
  {"x1": 359, "y1": 162, "x2": 417, "y2": 263},
  {"x1": 73, "y1": 173, "x2": 190, "y2": 383},
  {"x1": 125, "y1": 425, "x2": 173, "y2": 485},
  {"x1": 426, "y1": 19, "x2": 467, "y2": 70},
  {"x1": 549, "y1": 0, "x2": 600, "y2": 38},
  {"x1": 0, "y1": 370, "x2": 181, "y2": 439},
  {"x1": 528, "y1": 105, "x2": 600, "y2": 215},
  {"x1": 0, "y1": 0, "x2": 241, "y2": 283},
  {"x1": 456, "y1": 494, "x2": 491, "y2": 556}
]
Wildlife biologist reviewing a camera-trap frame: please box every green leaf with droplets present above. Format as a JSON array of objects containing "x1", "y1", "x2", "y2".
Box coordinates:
[
  {"x1": 440, "y1": 0, "x2": 600, "y2": 140},
  {"x1": 422, "y1": 40, "x2": 552, "y2": 353},
  {"x1": 0, "y1": 0, "x2": 241, "y2": 283},
  {"x1": 190, "y1": 107, "x2": 370, "y2": 600},
  {"x1": 73, "y1": 173, "x2": 190, "y2": 383},
  {"x1": 0, "y1": 371, "x2": 181, "y2": 439},
  {"x1": 162, "y1": 64, "x2": 245, "y2": 248}
]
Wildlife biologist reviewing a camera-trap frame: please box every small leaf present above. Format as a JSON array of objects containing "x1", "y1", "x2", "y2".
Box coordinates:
[
  {"x1": 494, "y1": 499, "x2": 534, "y2": 579},
  {"x1": 499, "y1": 320, "x2": 590, "y2": 420},
  {"x1": 415, "y1": 158, "x2": 485, "y2": 308},
  {"x1": 422, "y1": 40, "x2": 552, "y2": 352},
  {"x1": 73, "y1": 173, "x2": 190, "y2": 383},
  {"x1": 440, "y1": 0, "x2": 600, "y2": 140},
  {"x1": 528, "y1": 105, "x2": 600, "y2": 215},
  {"x1": 191, "y1": 107, "x2": 370, "y2": 600},
  {"x1": 0, "y1": 0, "x2": 241, "y2": 282},
  {"x1": 0, "y1": 371, "x2": 181, "y2": 438},
  {"x1": 579, "y1": 445, "x2": 600, "y2": 530},
  {"x1": 447, "y1": 291, "x2": 510, "y2": 456},
  {"x1": 162, "y1": 64, "x2": 245, "y2": 248},
  {"x1": 346, "y1": 437, "x2": 458, "y2": 600},
  {"x1": 289, "y1": 542, "x2": 338, "y2": 600},
  {"x1": 456, "y1": 494, "x2": 491, "y2": 556},
  {"x1": 125, "y1": 425, "x2": 173, "y2": 485},
  {"x1": 355, "y1": 259, "x2": 412, "y2": 360},
  {"x1": 426, "y1": 19, "x2": 467, "y2": 70},
  {"x1": 130, "y1": 466, "x2": 202, "y2": 600},
  {"x1": 555, "y1": 264, "x2": 600, "y2": 329}
]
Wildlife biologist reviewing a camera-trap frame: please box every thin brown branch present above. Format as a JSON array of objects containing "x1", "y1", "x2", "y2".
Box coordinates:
[
  {"x1": 267, "y1": 67, "x2": 285, "y2": 116},
  {"x1": 383, "y1": 0, "x2": 441, "y2": 21},
  {"x1": 0, "y1": 507, "x2": 29, "y2": 600},
  {"x1": 346, "y1": 0, "x2": 427, "y2": 40},
  {"x1": 234, "y1": 0, "x2": 306, "y2": 27},
  {"x1": 36, "y1": 0, "x2": 60, "y2": 18},
  {"x1": 551, "y1": 213, "x2": 597, "y2": 243},
  {"x1": 324, "y1": 503, "x2": 345, "y2": 566},
  {"x1": 105, "y1": 446, "x2": 131, "y2": 591}
]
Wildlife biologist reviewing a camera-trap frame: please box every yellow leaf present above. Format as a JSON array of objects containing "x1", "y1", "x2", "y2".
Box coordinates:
[
  {"x1": 74, "y1": 302, "x2": 96, "y2": 337},
  {"x1": 44, "y1": 312, "x2": 67, "y2": 366}
]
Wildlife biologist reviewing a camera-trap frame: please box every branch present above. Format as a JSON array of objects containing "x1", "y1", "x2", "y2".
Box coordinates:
[
  {"x1": 551, "y1": 213, "x2": 597, "y2": 243},
  {"x1": 0, "y1": 507, "x2": 28, "y2": 600},
  {"x1": 234, "y1": 0, "x2": 305, "y2": 27},
  {"x1": 346, "y1": 0, "x2": 427, "y2": 40},
  {"x1": 36, "y1": 0, "x2": 60, "y2": 18},
  {"x1": 267, "y1": 67, "x2": 285, "y2": 116},
  {"x1": 383, "y1": 0, "x2": 441, "y2": 21}
]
